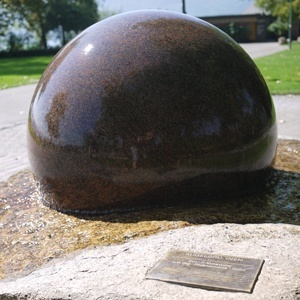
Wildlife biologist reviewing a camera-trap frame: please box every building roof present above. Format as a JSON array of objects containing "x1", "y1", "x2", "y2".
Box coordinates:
[
  {"x1": 192, "y1": 0, "x2": 264, "y2": 17},
  {"x1": 103, "y1": 0, "x2": 264, "y2": 18}
]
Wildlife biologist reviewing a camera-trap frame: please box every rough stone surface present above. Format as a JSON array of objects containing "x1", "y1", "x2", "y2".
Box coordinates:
[
  {"x1": 0, "y1": 223, "x2": 300, "y2": 300},
  {"x1": 28, "y1": 10, "x2": 277, "y2": 214},
  {"x1": 1, "y1": 139, "x2": 300, "y2": 281}
]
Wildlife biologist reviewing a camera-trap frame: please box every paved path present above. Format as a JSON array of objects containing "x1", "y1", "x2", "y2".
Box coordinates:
[
  {"x1": 0, "y1": 85, "x2": 34, "y2": 181},
  {"x1": 0, "y1": 43, "x2": 298, "y2": 181},
  {"x1": 240, "y1": 42, "x2": 288, "y2": 58}
]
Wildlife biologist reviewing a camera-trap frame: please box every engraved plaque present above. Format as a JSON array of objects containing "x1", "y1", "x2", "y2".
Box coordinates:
[{"x1": 146, "y1": 250, "x2": 264, "y2": 293}]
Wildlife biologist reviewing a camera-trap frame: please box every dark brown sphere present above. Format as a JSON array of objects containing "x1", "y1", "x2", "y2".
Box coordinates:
[{"x1": 27, "y1": 10, "x2": 277, "y2": 214}]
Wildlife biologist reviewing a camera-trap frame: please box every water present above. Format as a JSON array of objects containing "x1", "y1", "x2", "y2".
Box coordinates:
[{"x1": 0, "y1": 139, "x2": 299, "y2": 280}]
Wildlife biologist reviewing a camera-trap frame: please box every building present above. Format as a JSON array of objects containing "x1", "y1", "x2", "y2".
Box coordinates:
[
  {"x1": 195, "y1": 1, "x2": 273, "y2": 42},
  {"x1": 193, "y1": 0, "x2": 299, "y2": 42},
  {"x1": 201, "y1": 14, "x2": 274, "y2": 42}
]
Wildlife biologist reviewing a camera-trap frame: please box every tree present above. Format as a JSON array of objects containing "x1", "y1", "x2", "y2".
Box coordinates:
[
  {"x1": 1, "y1": 0, "x2": 99, "y2": 49},
  {"x1": 98, "y1": 4, "x2": 122, "y2": 21},
  {"x1": 255, "y1": 0, "x2": 300, "y2": 36},
  {"x1": 0, "y1": 1, "x2": 32, "y2": 51},
  {"x1": 0, "y1": 3, "x2": 12, "y2": 50},
  {"x1": 46, "y1": 0, "x2": 99, "y2": 45},
  {"x1": 2, "y1": 0, "x2": 48, "y2": 48},
  {"x1": 0, "y1": 3, "x2": 13, "y2": 36}
]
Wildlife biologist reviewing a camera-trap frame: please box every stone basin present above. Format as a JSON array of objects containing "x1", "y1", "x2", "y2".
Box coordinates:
[
  {"x1": 27, "y1": 10, "x2": 277, "y2": 214},
  {"x1": 0, "y1": 139, "x2": 299, "y2": 280}
]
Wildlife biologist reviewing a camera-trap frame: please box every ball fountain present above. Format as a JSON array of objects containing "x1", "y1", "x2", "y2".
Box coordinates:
[{"x1": 27, "y1": 10, "x2": 277, "y2": 214}]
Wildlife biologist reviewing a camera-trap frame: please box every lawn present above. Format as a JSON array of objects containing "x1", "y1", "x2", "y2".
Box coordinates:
[
  {"x1": 0, "y1": 43, "x2": 299, "y2": 94},
  {"x1": 254, "y1": 43, "x2": 300, "y2": 95},
  {"x1": 0, "y1": 56, "x2": 53, "y2": 89}
]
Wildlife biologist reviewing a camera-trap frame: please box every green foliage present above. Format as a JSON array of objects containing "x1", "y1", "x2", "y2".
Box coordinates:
[
  {"x1": 3, "y1": 30, "x2": 34, "y2": 52},
  {"x1": 267, "y1": 19, "x2": 289, "y2": 36},
  {"x1": 256, "y1": 0, "x2": 300, "y2": 20},
  {"x1": 1, "y1": 0, "x2": 100, "y2": 49},
  {"x1": 3, "y1": 0, "x2": 49, "y2": 49},
  {"x1": 7, "y1": 32, "x2": 24, "y2": 52},
  {"x1": 0, "y1": 3, "x2": 14, "y2": 36},
  {"x1": 254, "y1": 43, "x2": 300, "y2": 94},
  {"x1": 0, "y1": 2, "x2": 28, "y2": 51},
  {"x1": 224, "y1": 22, "x2": 247, "y2": 42},
  {"x1": 98, "y1": 4, "x2": 123, "y2": 20},
  {"x1": 46, "y1": 0, "x2": 99, "y2": 44},
  {"x1": 255, "y1": 0, "x2": 300, "y2": 37}
]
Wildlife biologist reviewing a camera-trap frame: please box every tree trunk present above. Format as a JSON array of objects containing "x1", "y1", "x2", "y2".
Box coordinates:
[
  {"x1": 39, "y1": 19, "x2": 48, "y2": 49},
  {"x1": 61, "y1": 24, "x2": 66, "y2": 45},
  {"x1": 40, "y1": 28, "x2": 48, "y2": 49}
]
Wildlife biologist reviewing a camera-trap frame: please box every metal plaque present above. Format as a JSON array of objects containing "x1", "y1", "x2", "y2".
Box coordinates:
[{"x1": 146, "y1": 250, "x2": 264, "y2": 293}]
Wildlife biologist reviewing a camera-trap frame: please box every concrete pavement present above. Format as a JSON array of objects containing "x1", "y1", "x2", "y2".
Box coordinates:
[
  {"x1": 273, "y1": 94, "x2": 300, "y2": 140},
  {"x1": 0, "y1": 85, "x2": 34, "y2": 181},
  {"x1": 240, "y1": 42, "x2": 288, "y2": 58},
  {"x1": 0, "y1": 42, "x2": 299, "y2": 182}
]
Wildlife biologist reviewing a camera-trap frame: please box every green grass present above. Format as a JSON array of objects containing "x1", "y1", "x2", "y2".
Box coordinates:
[
  {"x1": 254, "y1": 43, "x2": 300, "y2": 95},
  {"x1": 0, "y1": 56, "x2": 53, "y2": 89},
  {"x1": 0, "y1": 44, "x2": 299, "y2": 94}
]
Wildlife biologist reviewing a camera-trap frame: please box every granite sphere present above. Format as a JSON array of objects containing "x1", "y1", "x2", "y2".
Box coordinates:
[{"x1": 27, "y1": 10, "x2": 277, "y2": 214}]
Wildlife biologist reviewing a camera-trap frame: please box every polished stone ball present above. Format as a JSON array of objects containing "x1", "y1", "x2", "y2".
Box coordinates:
[{"x1": 27, "y1": 10, "x2": 277, "y2": 214}]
